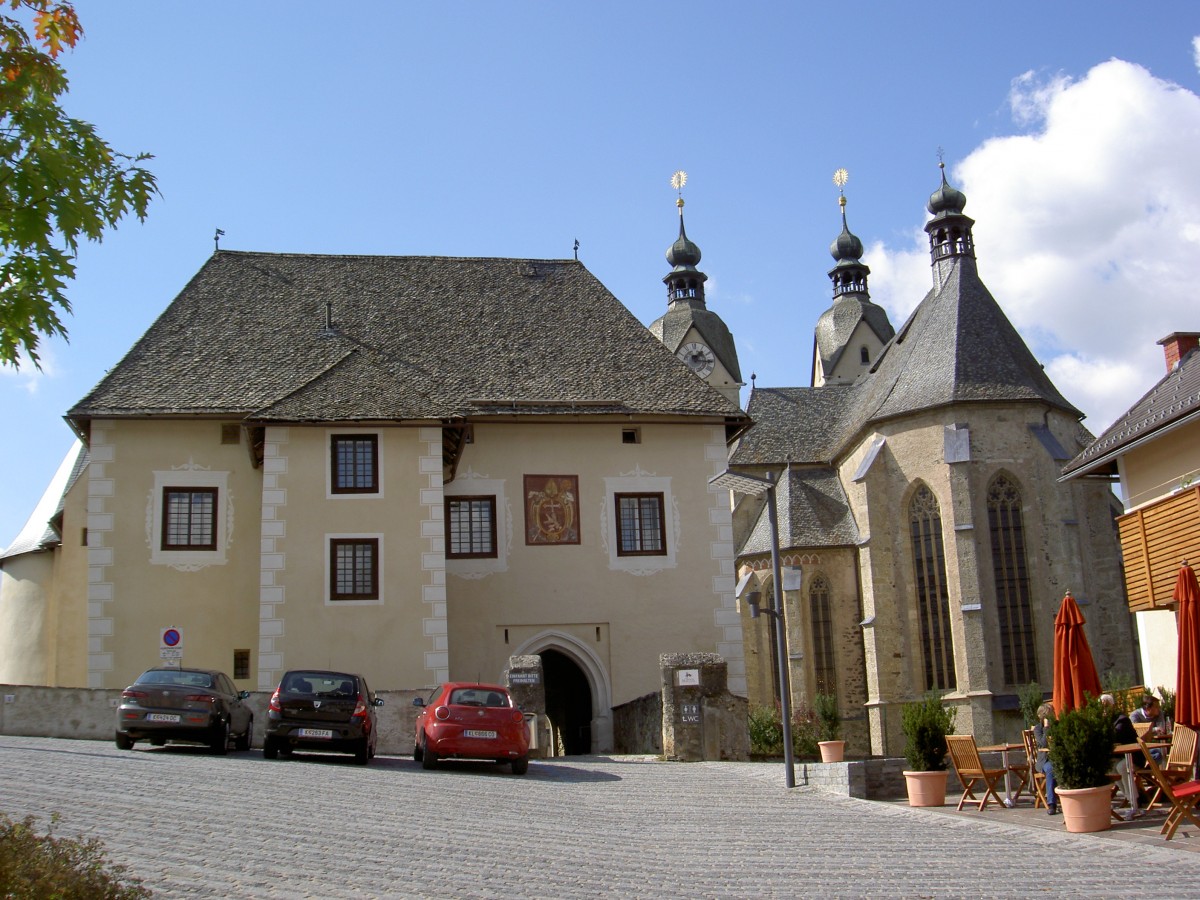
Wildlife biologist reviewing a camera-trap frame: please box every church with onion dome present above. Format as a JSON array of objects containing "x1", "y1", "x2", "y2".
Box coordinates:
[{"x1": 656, "y1": 164, "x2": 1137, "y2": 755}]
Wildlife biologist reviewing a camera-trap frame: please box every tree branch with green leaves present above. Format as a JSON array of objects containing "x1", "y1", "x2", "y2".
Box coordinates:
[{"x1": 0, "y1": 0, "x2": 157, "y2": 368}]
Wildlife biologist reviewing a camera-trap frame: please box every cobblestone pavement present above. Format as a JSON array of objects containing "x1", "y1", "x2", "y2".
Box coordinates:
[{"x1": 3, "y1": 736, "x2": 1200, "y2": 899}]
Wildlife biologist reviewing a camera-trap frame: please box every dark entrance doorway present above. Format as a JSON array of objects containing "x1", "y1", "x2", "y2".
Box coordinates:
[{"x1": 540, "y1": 648, "x2": 593, "y2": 755}]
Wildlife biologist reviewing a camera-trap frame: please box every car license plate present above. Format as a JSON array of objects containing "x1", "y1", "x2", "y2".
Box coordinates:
[
  {"x1": 146, "y1": 713, "x2": 180, "y2": 723},
  {"x1": 297, "y1": 728, "x2": 333, "y2": 739},
  {"x1": 464, "y1": 730, "x2": 497, "y2": 739}
]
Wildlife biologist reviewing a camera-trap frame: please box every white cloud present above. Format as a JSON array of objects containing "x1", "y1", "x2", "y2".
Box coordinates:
[
  {"x1": 868, "y1": 58, "x2": 1200, "y2": 434},
  {"x1": 1193, "y1": 35, "x2": 1200, "y2": 73},
  {"x1": 0, "y1": 345, "x2": 59, "y2": 394}
]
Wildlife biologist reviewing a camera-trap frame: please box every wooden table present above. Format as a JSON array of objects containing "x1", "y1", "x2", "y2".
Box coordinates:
[{"x1": 978, "y1": 742, "x2": 1024, "y2": 807}]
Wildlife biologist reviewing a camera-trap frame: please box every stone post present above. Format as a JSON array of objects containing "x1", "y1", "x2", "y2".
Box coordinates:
[
  {"x1": 506, "y1": 655, "x2": 551, "y2": 758},
  {"x1": 660, "y1": 652, "x2": 749, "y2": 762}
]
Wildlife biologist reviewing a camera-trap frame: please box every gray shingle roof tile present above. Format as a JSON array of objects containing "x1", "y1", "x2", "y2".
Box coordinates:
[
  {"x1": 69, "y1": 252, "x2": 748, "y2": 424},
  {"x1": 1061, "y1": 347, "x2": 1200, "y2": 478}
]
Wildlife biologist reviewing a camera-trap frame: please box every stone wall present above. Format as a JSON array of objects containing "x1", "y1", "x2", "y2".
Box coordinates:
[
  {"x1": 660, "y1": 653, "x2": 749, "y2": 762},
  {"x1": 612, "y1": 692, "x2": 662, "y2": 755},
  {"x1": 0, "y1": 684, "x2": 426, "y2": 756}
]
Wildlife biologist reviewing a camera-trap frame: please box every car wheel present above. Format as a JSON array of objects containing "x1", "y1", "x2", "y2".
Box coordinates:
[
  {"x1": 234, "y1": 716, "x2": 253, "y2": 752},
  {"x1": 209, "y1": 719, "x2": 229, "y2": 755},
  {"x1": 263, "y1": 738, "x2": 278, "y2": 760},
  {"x1": 414, "y1": 741, "x2": 423, "y2": 762},
  {"x1": 115, "y1": 732, "x2": 134, "y2": 751},
  {"x1": 421, "y1": 745, "x2": 438, "y2": 770},
  {"x1": 511, "y1": 755, "x2": 529, "y2": 776},
  {"x1": 354, "y1": 739, "x2": 370, "y2": 766}
]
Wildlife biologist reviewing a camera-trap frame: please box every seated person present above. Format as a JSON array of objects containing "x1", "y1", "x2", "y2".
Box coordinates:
[
  {"x1": 1034, "y1": 702, "x2": 1058, "y2": 815},
  {"x1": 1129, "y1": 694, "x2": 1167, "y2": 761},
  {"x1": 1101, "y1": 693, "x2": 1151, "y2": 802}
]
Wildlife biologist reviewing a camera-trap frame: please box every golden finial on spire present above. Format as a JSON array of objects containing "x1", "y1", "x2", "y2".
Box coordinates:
[
  {"x1": 671, "y1": 170, "x2": 687, "y2": 210},
  {"x1": 833, "y1": 168, "x2": 848, "y2": 208}
]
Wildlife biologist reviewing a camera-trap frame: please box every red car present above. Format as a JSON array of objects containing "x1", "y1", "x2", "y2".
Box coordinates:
[{"x1": 413, "y1": 682, "x2": 530, "y2": 775}]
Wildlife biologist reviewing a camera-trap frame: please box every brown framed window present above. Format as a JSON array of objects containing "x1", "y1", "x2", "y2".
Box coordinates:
[
  {"x1": 446, "y1": 496, "x2": 497, "y2": 558},
  {"x1": 233, "y1": 649, "x2": 250, "y2": 680},
  {"x1": 616, "y1": 493, "x2": 666, "y2": 556},
  {"x1": 162, "y1": 488, "x2": 218, "y2": 550},
  {"x1": 331, "y1": 538, "x2": 379, "y2": 600},
  {"x1": 331, "y1": 434, "x2": 378, "y2": 493}
]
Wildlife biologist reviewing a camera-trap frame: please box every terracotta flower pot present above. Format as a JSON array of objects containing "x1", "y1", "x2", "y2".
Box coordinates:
[
  {"x1": 1056, "y1": 785, "x2": 1113, "y2": 833},
  {"x1": 818, "y1": 740, "x2": 845, "y2": 763},
  {"x1": 903, "y1": 769, "x2": 948, "y2": 807}
]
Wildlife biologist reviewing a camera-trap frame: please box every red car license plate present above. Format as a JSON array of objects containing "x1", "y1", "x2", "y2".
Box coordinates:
[
  {"x1": 464, "y1": 730, "x2": 497, "y2": 739},
  {"x1": 297, "y1": 728, "x2": 333, "y2": 739},
  {"x1": 146, "y1": 713, "x2": 180, "y2": 723}
]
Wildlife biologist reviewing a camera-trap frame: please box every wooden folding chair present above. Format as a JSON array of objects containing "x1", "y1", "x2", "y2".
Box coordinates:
[
  {"x1": 1133, "y1": 721, "x2": 1153, "y2": 738},
  {"x1": 1021, "y1": 729, "x2": 1048, "y2": 810},
  {"x1": 1142, "y1": 723, "x2": 1199, "y2": 812},
  {"x1": 1139, "y1": 736, "x2": 1200, "y2": 840},
  {"x1": 945, "y1": 735, "x2": 1007, "y2": 811}
]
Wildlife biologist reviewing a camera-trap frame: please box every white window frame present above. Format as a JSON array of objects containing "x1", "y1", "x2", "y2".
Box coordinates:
[
  {"x1": 603, "y1": 470, "x2": 677, "y2": 574},
  {"x1": 444, "y1": 472, "x2": 509, "y2": 578},
  {"x1": 149, "y1": 466, "x2": 230, "y2": 569}
]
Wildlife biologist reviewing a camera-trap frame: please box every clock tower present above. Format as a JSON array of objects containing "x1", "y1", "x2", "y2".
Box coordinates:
[{"x1": 648, "y1": 172, "x2": 743, "y2": 408}]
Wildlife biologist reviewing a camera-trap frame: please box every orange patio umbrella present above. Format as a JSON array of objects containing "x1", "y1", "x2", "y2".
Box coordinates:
[
  {"x1": 1175, "y1": 561, "x2": 1200, "y2": 728},
  {"x1": 1052, "y1": 590, "x2": 1103, "y2": 716}
]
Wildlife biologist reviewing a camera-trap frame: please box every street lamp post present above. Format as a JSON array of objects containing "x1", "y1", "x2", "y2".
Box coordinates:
[{"x1": 709, "y1": 468, "x2": 795, "y2": 788}]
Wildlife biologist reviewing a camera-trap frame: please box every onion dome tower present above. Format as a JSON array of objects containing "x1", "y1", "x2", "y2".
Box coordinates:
[
  {"x1": 811, "y1": 169, "x2": 895, "y2": 386},
  {"x1": 649, "y1": 171, "x2": 743, "y2": 407},
  {"x1": 925, "y1": 160, "x2": 977, "y2": 290}
]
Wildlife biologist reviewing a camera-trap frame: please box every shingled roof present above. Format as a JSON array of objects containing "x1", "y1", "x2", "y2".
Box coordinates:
[
  {"x1": 68, "y1": 252, "x2": 748, "y2": 426},
  {"x1": 851, "y1": 259, "x2": 1080, "y2": 427},
  {"x1": 648, "y1": 302, "x2": 743, "y2": 383},
  {"x1": 731, "y1": 256, "x2": 1082, "y2": 476},
  {"x1": 1061, "y1": 347, "x2": 1200, "y2": 479},
  {"x1": 737, "y1": 466, "x2": 860, "y2": 555},
  {"x1": 730, "y1": 386, "x2": 858, "y2": 466}
]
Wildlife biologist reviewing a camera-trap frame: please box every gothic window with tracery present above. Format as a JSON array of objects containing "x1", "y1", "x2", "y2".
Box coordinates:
[
  {"x1": 988, "y1": 473, "x2": 1037, "y2": 685},
  {"x1": 910, "y1": 484, "x2": 956, "y2": 691},
  {"x1": 810, "y1": 574, "x2": 836, "y2": 695}
]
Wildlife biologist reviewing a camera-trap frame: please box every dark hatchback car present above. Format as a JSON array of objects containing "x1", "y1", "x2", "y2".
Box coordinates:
[
  {"x1": 115, "y1": 666, "x2": 253, "y2": 754},
  {"x1": 263, "y1": 669, "x2": 383, "y2": 765}
]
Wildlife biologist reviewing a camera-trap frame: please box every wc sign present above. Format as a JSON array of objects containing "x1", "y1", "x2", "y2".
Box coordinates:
[{"x1": 159, "y1": 627, "x2": 183, "y2": 665}]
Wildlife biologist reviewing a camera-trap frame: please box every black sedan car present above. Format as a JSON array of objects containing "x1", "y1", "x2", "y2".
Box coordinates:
[
  {"x1": 115, "y1": 666, "x2": 253, "y2": 754},
  {"x1": 263, "y1": 669, "x2": 383, "y2": 765}
]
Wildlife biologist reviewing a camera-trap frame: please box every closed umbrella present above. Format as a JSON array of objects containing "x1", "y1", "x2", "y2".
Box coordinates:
[
  {"x1": 1174, "y1": 561, "x2": 1200, "y2": 728},
  {"x1": 1052, "y1": 590, "x2": 1103, "y2": 716}
]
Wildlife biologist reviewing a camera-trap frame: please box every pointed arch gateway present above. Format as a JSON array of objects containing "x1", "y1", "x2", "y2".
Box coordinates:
[{"x1": 512, "y1": 630, "x2": 613, "y2": 754}]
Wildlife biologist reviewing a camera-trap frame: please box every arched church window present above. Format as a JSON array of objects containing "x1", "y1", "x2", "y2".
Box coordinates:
[
  {"x1": 860, "y1": 346, "x2": 870, "y2": 364},
  {"x1": 810, "y1": 574, "x2": 836, "y2": 695},
  {"x1": 910, "y1": 484, "x2": 956, "y2": 691},
  {"x1": 987, "y1": 473, "x2": 1037, "y2": 685}
]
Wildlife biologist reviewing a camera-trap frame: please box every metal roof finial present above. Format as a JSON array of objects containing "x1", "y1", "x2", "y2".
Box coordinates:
[{"x1": 671, "y1": 170, "x2": 687, "y2": 213}]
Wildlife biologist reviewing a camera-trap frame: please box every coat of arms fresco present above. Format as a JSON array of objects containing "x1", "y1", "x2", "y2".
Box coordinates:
[{"x1": 524, "y1": 475, "x2": 580, "y2": 545}]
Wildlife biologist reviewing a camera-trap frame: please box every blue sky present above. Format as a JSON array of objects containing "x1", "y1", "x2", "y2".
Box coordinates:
[{"x1": 3, "y1": 2, "x2": 1200, "y2": 549}]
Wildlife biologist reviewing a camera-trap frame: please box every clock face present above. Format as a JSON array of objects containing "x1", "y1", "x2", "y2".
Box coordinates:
[{"x1": 678, "y1": 341, "x2": 716, "y2": 378}]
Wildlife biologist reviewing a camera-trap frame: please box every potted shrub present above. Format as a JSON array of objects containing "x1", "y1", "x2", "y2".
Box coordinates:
[
  {"x1": 901, "y1": 694, "x2": 956, "y2": 806},
  {"x1": 814, "y1": 693, "x2": 844, "y2": 762},
  {"x1": 1048, "y1": 698, "x2": 1117, "y2": 833}
]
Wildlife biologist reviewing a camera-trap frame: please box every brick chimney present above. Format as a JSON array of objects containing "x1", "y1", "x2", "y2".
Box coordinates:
[{"x1": 1157, "y1": 332, "x2": 1200, "y2": 372}]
